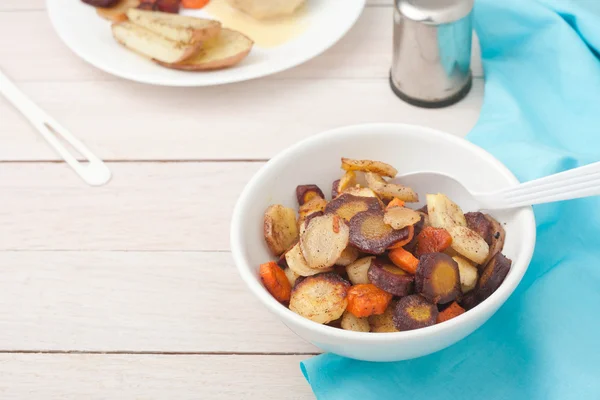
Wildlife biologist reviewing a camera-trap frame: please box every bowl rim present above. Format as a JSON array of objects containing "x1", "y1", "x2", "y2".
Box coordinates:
[{"x1": 230, "y1": 123, "x2": 536, "y2": 342}]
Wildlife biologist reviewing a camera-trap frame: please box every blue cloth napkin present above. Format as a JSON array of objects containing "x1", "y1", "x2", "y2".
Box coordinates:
[{"x1": 301, "y1": 0, "x2": 600, "y2": 398}]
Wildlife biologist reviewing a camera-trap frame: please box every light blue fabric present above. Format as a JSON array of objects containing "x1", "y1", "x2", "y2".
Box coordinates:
[{"x1": 300, "y1": 0, "x2": 600, "y2": 398}]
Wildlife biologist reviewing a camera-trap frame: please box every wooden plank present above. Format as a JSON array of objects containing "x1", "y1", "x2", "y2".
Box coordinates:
[
  {"x1": 0, "y1": 9, "x2": 481, "y2": 82},
  {"x1": 0, "y1": 354, "x2": 315, "y2": 399},
  {"x1": 0, "y1": 251, "x2": 318, "y2": 352},
  {"x1": 0, "y1": 78, "x2": 483, "y2": 162}
]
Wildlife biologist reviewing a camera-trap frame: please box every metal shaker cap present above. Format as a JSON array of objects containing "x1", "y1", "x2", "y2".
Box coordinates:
[{"x1": 390, "y1": 0, "x2": 474, "y2": 108}]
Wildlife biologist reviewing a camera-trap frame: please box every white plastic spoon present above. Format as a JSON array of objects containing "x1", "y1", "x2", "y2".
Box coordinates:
[
  {"x1": 0, "y1": 68, "x2": 111, "y2": 186},
  {"x1": 396, "y1": 161, "x2": 600, "y2": 211}
]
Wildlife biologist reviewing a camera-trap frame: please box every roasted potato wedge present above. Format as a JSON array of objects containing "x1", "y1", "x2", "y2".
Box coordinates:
[
  {"x1": 393, "y1": 295, "x2": 438, "y2": 331},
  {"x1": 264, "y1": 204, "x2": 299, "y2": 256},
  {"x1": 345, "y1": 256, "x2": 374, "y2": 285},
  {"x1": 285, "y1": 243, "x2": 331, "y2": 277},
  {"x1": 341, "y1": 311, "x2": 370, "y2": 332},
  {"x1": 384, "y1": 206, "x2": 422, "y2": 230},
  {"x1": 335, "y1": 246, "x2": 360, "y2": 266},
  {"x1": 325, "y1": 193, "x2": 382, "y2": 222},
  {"x1": 482, "y1": 214, "x2": 506, "y2": 266},
  {"x1": 426, "y1": 193, "x2": 467, "y2": 230},
  {"x1": 465, "y1": 212, "x2": 493, "y2": 245},
  {"x1": 341, "y1": 158, "x2": 398, "y2": 178},
  {"x1": 300, "y1": 214, "x2": 350, "y2": 270},
  {"x1": 364, "y1": 173, "x2": 418, "y2": 202},
  {"x1": 452, "y1": 255, "x2": 478, "y2": 293},
  {"x1": 296, "y1": 184, "x2": 325, "y2": 206},
  {"x1": 449, "y1": 225, "x2": 490, "y2": 264},
  {"x1": 349, "y1": 210, "x2": 411, "y2": 254},
  {"x1": 477, "y1": 252, "x2": 511, "y2": 301},
  {"x1": 368, "y1": 301, "x2": 399, "y2": 332},
  {"x1": 289, "y1": 273, "x2": 350, "y2": 324},
  {"x1": 368, "y1": 259, "x2": 414, "y2": 296},
  {"x1": 415, "y1": 252, "x2": 461, "y2": 304}
]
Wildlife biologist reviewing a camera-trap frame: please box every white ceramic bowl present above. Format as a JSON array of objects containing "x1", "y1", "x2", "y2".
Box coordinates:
[{"x1": 231, "y1": 123, "x2": 536, "y2": 362}]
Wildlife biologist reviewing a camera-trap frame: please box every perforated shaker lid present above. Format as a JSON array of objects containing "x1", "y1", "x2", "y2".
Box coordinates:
[{"x1": 396, "y1": 0, "x2": 474, "y2": 25}]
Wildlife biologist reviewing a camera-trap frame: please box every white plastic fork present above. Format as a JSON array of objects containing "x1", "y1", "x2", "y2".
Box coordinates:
[
  {"x1": 0, "y1": 68, "x2": 111, "y2": 186},
  {"x1": 397, "y1": 161, "x2": 600, "y2": 211}
]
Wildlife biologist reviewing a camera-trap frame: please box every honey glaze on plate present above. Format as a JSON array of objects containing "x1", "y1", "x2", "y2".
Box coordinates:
[{"x1": 204, "y1": 0, "x2": 308, "y2": 48}]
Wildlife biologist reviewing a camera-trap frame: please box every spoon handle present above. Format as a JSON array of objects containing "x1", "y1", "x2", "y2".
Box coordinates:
[
  {"x1": 479, "y1": 161, "x2": 600, "y2": 209},
  {"x1": 0, "y1": 68, "x2": 111, "y2": 186}
]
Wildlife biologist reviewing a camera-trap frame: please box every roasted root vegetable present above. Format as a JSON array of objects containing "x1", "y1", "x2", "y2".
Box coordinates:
[
  {"x1": 289, "y1": 273, "x2": 350, "y2": 324},
  {"x1": 83, "y1": 0, "x2": 121, "y2": 7},
  {"x1": 477, "y1": 252, "x2": 511, "y2": 301},
  {"x1": 285, "y1": 243, "x2": 330, "y2": 277},
  {"x1": 368, "y1": 258, "x2": 414, "y2": 296},
  {"x1": 459, "y1": 290, "x2": 480, "y2": 310},
  {"x1": 465, "y1": 212, "x2": 493, "y2": 245},
  {"x1": 284, "y1": 267, "x2": 300, "y2": 287},
  {"x1": 483, "y1": 214, "x2": 506, "y2": 266},
  {"x1": 364, "y1": 173, "x2": 419, "y2": 202},
  {"x1": 338, "y1": 171, "x2": 357, "y2": 193},
  {"x1": 414, "y1": 226, "x2": 453, "y2": 258},
  {"x1": 300, "y1": 214, "x2": 350, "y2": 270},
  {"x1": 298, "y1": 197, "x2": 327, "y2": 230},
  {"x1": 264, "y1": 204, "x2": 299, "y2": 256},
  {"x1": 345, "y1": 256, "x2": 374, "y2": 285},
  {"x1": 393, "y1": 295, "x2": 438, "y2": 331},
  {"x1": 448, "y1": 225, "x2": 490, "y2": 264},
  {"x1": 388, "y1": 247, "x2": 420, "y2": 275},
  {"x1": 336, "y1": 246, "x2": 360, "y2": 266},
  {"x1": 341, "y1": 157, "x2": 398, "y2": 178},
  {"x1": 387, "y1": 225, "x2": 415, "y2": 250},
  {"x1": 259, "y1": 262, "x2": 292, "y2": 303},
  {"x1": 331, "y1": 179, "x2": 341, "y2": 198},
  {"x1": 346, "y1": 284, "x2": 393, "y2": 318},
  {"x1": 415, "y1": 253, "x2": 461, "y2": 304},
  {"x1": 436, "y1": 301, "x2": 465, "y2": 323},
  {"x1": 341, "y1": 311, "x2": 371, "y2": 332},
  {"x1": 349, "y1": 210, "x2": 411, "y2": 254},
  {"x1": 343, "y1": 186, "x2": 380, "y2": 199},
  {"x1": 369, "y1": 301, "x2": 399, "y2": 332},
  {"x1": 325, "y1": 193, "x2": 382, "y2": 222},
  {"x1": 452, "y1": 255, "x2": 478, "y2": 293},
  {"x1": 155, "y1": 0, "x2": 180, "y2": 13},
  {"x1": 386, "y1": 198, "x2": 405, "y2": 209},
  {"x1": 97, "y1": 0, "x2": 140, "y2": 22},
  {"x1": 181, "y1": 0, "x2": 209, "y2": 8},
  {"x1": 384, "y1": 206, "x2": 421, "y2": 230},
  {"x1": 296, "y1": 184, "x2": 325, "y2": 206},
  {"x1": 426, "y1": 193, "x2": 467, "y2": 230}
]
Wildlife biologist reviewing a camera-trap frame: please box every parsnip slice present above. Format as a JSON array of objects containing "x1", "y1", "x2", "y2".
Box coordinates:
[
  {"x1": 384, "y1": 206, "x2": 422, "y2": 230},
  {"x1": 449, "y1": 225, "x2": 490, "y2": 264},
  {"x1": 365, "y1": 173, "x2": 418, "y2": 202},
  {"x1": 341, "y1": 158, "x2": 398, "y2": 178},
  {"x1": 426, "y1": 193, "x2": 467, "y2": 230},
  {"x1": 289, "y1": 273, "x2": 350, "y2": 324},
  {"x1": 300, "y1": 214, "x2": 350, "y2": 270},
  {"x1": 263, "y1": 204, "x2": 299, "y2": 256}
]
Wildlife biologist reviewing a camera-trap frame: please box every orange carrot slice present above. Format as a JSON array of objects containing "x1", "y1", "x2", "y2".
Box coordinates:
[
  {"x1": 389, "y1": 247, "x2": 420, "y2": 274},
  {"x1": 437, "y1": 301, "x2": 465, "y2": 323},
  {"x1": 346, "y1": 284, "x2": 393, "y2": 318},
  {"x1": 387, "y1": 225, "x2": 415, "y2": 250},
  {"x1": 182, "y1": 0, "x2": 209, "y2": 8},
  {"x1": 259, "y1": 261, "x2": 291, "y2": 303}
]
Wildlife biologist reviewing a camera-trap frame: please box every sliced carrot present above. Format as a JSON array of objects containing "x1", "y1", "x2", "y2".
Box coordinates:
[
  {"x1": 414, "y1": 226, "x2": 452, "y2": 257},
  {"x1": 387, "y1": 225, "x2": 415, "y2": 250},
  {"x1": 259, "y1": 261, "x2": 291, "y2": 303},
  {"x1": 389, "y1": 247, "x2": 420, "y2": 274},
  {"x1": 346, "y1": 284, "x2": 393, "y2": 318},
  {"x1": 436, "y1": 301, "x2": 465, "y2": 323},
  {"x1": 386, "y1": 198, "x2": 405, "y2": 210},
  {"x1": 182, "y1": 0, "x2": 209, "y2": 8}
]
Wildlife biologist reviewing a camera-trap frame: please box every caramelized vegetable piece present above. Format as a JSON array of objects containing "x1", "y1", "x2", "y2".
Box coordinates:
[
  {"x1": 349, "y1": 210, "x2": 410, "y2": 254},
  {"x1": 415, "y1": 253, "x2": 461, "y2": 304},
  {"x1": 331, "y1": 179, "x2": 341, "y2": 199},
  {"x1": 155, "y1": 0, "x2": 180, "y2": 13},
  {"x1": 289, "y1": 273, "x2": 350, "y2": 324},
  {"x1": 393, "y1": 295, "x2": 438, "y2": 331},
  {"x1": 384, "y1": 206, "x2": 422, "y2": 230},
  {"x1": 296, "y1": 184, "x2": 325, "y2": 206},
  {"x1": 298, "y1": 197, "x2": 327, "y2": 230},
  {"x1": 285, "y1": 243, "x2": 331, "y2": 277},
  {"x1": 325, "y1": 193, "x2": 382, "y2": 222},
  {"x1": 436, "y1": 301, "x2": 465, "y2": 323},
  {"x1": 459, "y1": 290, "x2": 481, "y2": 310},
  {"x1": 465, "y1": 212, "x2": 493, "y2": 245},
  {"x1": 453, "y1": 255, "x2": 478, "y2": 293},
  {"x1": 83, "y1": 0, "x2": 120, "y2": 7},
  {"x1": 426, "y1": 193, "x2": 467, "y2": 230},
  {"x1": 264, "y1": 204, "x2": 299, "y2": 256},
  {"x1": 341, "y1": 311, "x2": 370, "y2": 332},
  {"x1": 386, "y1": 198, "x2": 405, "y2": 209},
  {"x1": 283, "y1": 267, "x2": 300, "y2": 287},
  {"x1": 364, "y1": 173, "x2": 419, "y2": 202},
  {"x1": 369, "y1": 301, "x2": 399, "y2": 332},
  {"x1": 482, "y1": 214, "x2": 506, "y2": 266},
  {"x1": 343, "y1": 186, "x2": 380, "y2": 199},
  {"x1": 414, "y1": 226, "x2": 453, "y2": 257},
  {"x1": 341, "y1": 157, "x2": 398, "y2": 178},
  {"x1": 368, "y1": 259, "x2": 414, "y2": 296},
  {"x1": 449, "y1": 225, "x2": 490, "y2": 264},
  {"x1": 300, "y1": 214, "x2": 350, "y2": 270},
  {"x1": 96, "y1": 0, "x2": 140, "y2": 22},
  {"x1": 338, "y1": 171, "x2": 358, "y2": 193},
  {"x1": 387, "y1": 225, "x2": 415, "y2": 250},
  {"x1": 388, "y1": 247, "x2": 420, "y2": 274},
  {"x1": 346, "y1": 284, "x2": 393, "y2": 318},
  {"x1": 345, "y1": 256, "x2": 375, "y2": 285},
  {"x1": 477, "y1": 252, "x2": 511, "y2": 300},
  {"x1": 259, "y1": 261, "x2": 292, "y2": 303},
  {"x1": 336, "y1": 246, "x2": 360, "y2": 266}
]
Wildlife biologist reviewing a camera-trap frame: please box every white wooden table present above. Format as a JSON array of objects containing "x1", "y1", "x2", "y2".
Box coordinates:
[{"x1": 0, "y1": 1, "x2": 483, "y2": 398}]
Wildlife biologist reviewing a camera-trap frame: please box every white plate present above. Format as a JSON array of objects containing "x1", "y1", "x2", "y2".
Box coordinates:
[{"x1": 47, "y1": 0, "x2": 366, "y2": 86}]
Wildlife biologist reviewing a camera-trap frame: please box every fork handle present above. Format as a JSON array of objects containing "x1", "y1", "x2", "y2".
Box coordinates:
[
  {"x1": 0, "y1": 68, "x2": 111, "y2": 186},
  {"x1": 477, "y1": 161, "x2": 600, "y2": 209}
]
